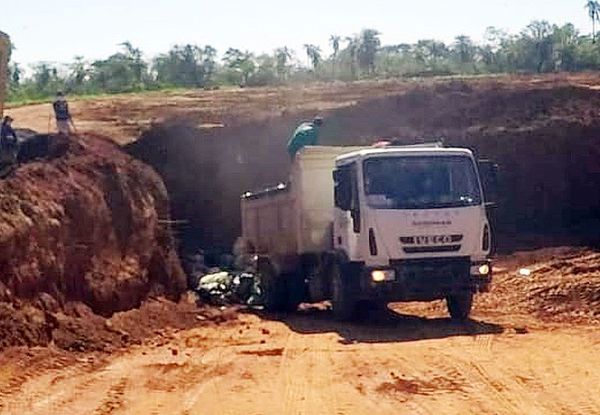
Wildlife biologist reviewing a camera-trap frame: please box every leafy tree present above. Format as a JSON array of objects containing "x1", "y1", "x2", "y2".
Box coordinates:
[
  {"x1": 223, "y1": 48, "x2": 256, "y2": 86},
  {"x1": 453, "y1": 35, "x2": 476, "y2": 65},
  {"x1": 553, "y1": 23, "x2": 579, "y2": 70},
  {"x1": 251, "y1": 54, "x2": 278, "y2": 86},
  {"x1": 275, "y1": 47, "x2": 293, "y2": 80},
  {"x1": 68, "y1": 56, "x2": 89, "y2": 92},
  {"x1": 357, "y1": 29, "x2": 381, "y2": 74},
  {"x1": 32, "y1": 63, "x2": 53, "y2": 91},
  {"x1": 153, "y1": 44, "x2": 216, "y2": 88},
  {"x1": 120, "y1": 41, "x2": 146, "y2": 86},
  {"x1": 414, "y1": 39, "x2": 449, "y2": 72},
  {"x1": 344, "y1": 36, "x2": 359, "y2": 78},
  {"x1": 203, "y1": 45, "x2": 218, "y2": 84},
  {"x1": 9, "y1": 62, "x2": 20, "y2": 87},
  {"x1": 521, "y1": 20, "x2": 555, "y2": 73}
]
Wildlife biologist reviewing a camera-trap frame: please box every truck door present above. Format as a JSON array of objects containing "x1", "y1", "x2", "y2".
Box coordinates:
[{"x1": 333, "y1": 162, "x2": 362, "y2": 260}]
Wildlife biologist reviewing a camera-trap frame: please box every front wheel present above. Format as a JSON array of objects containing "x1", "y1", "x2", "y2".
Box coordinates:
[
  {"x1": 331, "y1": 262, "x2": 358, "y2": 321},
  {"x1": 446, "y1": 292, "x2": 473, "y2": 321}
]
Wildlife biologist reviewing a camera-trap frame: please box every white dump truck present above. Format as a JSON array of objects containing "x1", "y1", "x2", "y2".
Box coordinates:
[{"x1": 241, "y1": 143, "x2": 496, "y2": 320}]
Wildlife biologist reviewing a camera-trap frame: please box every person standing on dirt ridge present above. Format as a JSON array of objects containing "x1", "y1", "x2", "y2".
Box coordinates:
[
  {"x1": 0, "y1": 115, "x2": 18, "y2": 150},
  {"x1": 53, "y1": 91, "x2": 74, "y2": 135},
  {"x1": 287, "y1": 116, "x2": 324, "y2": 159}
]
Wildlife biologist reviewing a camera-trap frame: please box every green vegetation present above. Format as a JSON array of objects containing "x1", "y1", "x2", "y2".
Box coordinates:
[{"x1": 6, "y1": 17, "x2": 600, "y2": 102}]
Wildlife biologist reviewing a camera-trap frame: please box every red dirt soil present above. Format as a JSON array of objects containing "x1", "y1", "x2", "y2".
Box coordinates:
[
  {"x1": 1, "y1": 248, "x2": 599, "y2": 415},
  {"x1": 0, "y1": 134, "x2": 186, "y2": 350}
]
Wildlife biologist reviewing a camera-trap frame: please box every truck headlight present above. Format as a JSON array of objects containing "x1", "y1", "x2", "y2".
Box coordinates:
[
  {"x1": 471, "y1": 263, "x2": 491, "y2": 276},
  {"x1": 371, "y1": 269, "x2": 396, "y2": 282}
]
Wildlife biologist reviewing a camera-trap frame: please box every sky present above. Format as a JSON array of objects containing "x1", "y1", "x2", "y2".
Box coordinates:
[{"x1": 2, "y1": 0, "x2": 593, "y2": 66}]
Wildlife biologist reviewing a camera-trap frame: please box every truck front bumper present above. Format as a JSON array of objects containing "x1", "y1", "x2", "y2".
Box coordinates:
[{"x1": 358, "y1": 257, "x2": 492, "y2": 302}]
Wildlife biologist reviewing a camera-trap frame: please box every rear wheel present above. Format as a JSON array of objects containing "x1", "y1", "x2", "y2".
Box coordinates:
[
  {"x1": 258, "y1": 258, "x2": 305, "y2": 313},
  {"x1": 282, "y1": 271, "x2": 305, "y2": 312},
  {"x1": 331, "y1": 262, "x2": 358, "y2": 321},
  {"x1": 446, "y1": 292, "x2": 473, "y2": 321},
  {"x1": 258, "y1": 258, "x2": 286, "y2": 312}
]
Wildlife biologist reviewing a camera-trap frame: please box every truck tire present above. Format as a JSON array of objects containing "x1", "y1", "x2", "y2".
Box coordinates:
[
  {"x1": 283, "y1": 271, "x2": 305, "y2": 312},
  {"x1": 446, "y1": 292, "x2": 473, "y2": 321},
  {"x1": 331, "y1": 262, "x2": 358, "y2": 321},
  {"x1": 258, "y1": 258, "x2": 287, "y2": 312}
]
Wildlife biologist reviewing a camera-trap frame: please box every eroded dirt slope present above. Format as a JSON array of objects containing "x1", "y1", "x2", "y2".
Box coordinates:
[{"x1": 0, "y1": 134, "x2": 186, "y2": 349}]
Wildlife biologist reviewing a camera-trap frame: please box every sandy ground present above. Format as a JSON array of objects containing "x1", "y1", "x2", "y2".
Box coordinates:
[{"x1": 1, "y1": 248, "x2": 599, "y2": 415}]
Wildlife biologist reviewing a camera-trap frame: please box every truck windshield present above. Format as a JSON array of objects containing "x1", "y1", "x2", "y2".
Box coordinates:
[{"x1": 363, "y1": 156, "x2": 482, "y2": 209}]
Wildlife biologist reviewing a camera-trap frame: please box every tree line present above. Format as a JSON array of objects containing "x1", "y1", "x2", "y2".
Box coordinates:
[{"x1": 7, "y1": 17, "x2": 600, "y2": 102}]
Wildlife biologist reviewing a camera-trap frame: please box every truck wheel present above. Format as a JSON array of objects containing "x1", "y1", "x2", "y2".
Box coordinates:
[
  {"x1": 258, "y1": 259, "x2": 286, "y2": 312},
  {"x1": 283, "y1": 271, "x2": 305, "y2": 312},
  {"x1": 331, "y1": 262, "x2": 357, "y2": 321},
  {"x1": 446, "y1": 292, "x2": 473, "y2": 321}
]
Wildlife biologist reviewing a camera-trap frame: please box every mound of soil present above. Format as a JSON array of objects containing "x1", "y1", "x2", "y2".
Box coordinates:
[
  {"x1": 48, "y1": 297, "x2": 236, "y2": 352},
  {"x1": 0, "y1": 133, "x2": 187, "y2": 349},
  {"x1": 487, "y1": 248, "x2": 600, "y2": 324}
]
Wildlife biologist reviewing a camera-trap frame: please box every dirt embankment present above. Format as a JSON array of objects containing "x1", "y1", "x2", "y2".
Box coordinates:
[
  {"x1": 127, "y1": 78, "x2": 600, "y2": 251},
  {"x1": 485, "y1": 247, "x2": 600, "y2": 324},
  {"x1": 0, "y1": 134, "x2": 186, "y2": 350}
]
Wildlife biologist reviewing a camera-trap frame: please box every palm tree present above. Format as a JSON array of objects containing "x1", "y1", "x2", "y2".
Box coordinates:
[
  {"x1": 303, "y1": 44, "x2": 322, "y2": 70},
  {"x1": 329, "y1": 35, "x2": 341, "y2": 58},
  {"x1": 345, "y1": 36, "x2": 359, "y2": 79},
  {"x1": 585, "y1": 1, "x2": 600, "y2": 42},
  {"x1": 275, "y1": 47, "x2": 293, "y2": 80}
]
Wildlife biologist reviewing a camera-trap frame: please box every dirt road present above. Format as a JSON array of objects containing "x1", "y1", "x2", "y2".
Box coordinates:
[{"x1": 1, "y1": 300, "x2": 599, "y2": 415}]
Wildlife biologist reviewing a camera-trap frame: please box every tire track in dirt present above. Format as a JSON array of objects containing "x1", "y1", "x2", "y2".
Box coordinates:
[
  {"x1": 1, "y1": 313, "x2": 599, "y2": 415},
  {"x1": 92, "y1": 377, "x2": 127, "y2": 415}
]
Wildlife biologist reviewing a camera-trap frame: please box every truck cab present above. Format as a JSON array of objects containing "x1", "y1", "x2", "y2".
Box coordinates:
[
  {"x1": 241, "y1": 143, "x2": 495, "y2": 321},
  {"x1": 330, "y1": 144, "x2": 492, "y2": 320}
]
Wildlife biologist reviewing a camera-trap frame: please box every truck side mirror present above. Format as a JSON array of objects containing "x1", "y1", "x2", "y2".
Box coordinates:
[
  {"x1": 478, "y1": 159, "x2": 499, "y2": 204},
  {"x1": 333, "y1": 169, "x2": 351, "y2": 211}
]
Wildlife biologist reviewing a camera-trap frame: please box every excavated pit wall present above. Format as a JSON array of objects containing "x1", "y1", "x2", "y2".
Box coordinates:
[{"x1": 127, "y1": 82, "x2": 600, "y2": 252}]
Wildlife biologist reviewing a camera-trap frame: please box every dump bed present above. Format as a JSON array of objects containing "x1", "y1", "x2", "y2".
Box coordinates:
[{"x1": 241, "y1": 146, "x2": 364, "y2": 256}]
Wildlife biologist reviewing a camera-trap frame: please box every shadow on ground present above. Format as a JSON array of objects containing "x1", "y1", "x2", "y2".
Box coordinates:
[{"x1": 247, "y1": 305, "x2": 505, "y2": 344}]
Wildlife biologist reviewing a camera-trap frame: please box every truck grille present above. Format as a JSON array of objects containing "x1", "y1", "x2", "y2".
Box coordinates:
[
  {"x1": 403, "y1": 245, "x2": 461, "y2": 254},
  {"x1": 390, "y1": 257, "x2": 470, "y2": 279}
]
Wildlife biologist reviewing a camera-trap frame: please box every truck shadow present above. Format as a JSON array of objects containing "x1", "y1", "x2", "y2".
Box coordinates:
[{"x1": 250, "y1": 306, "x2": 504, "y2": 344}]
